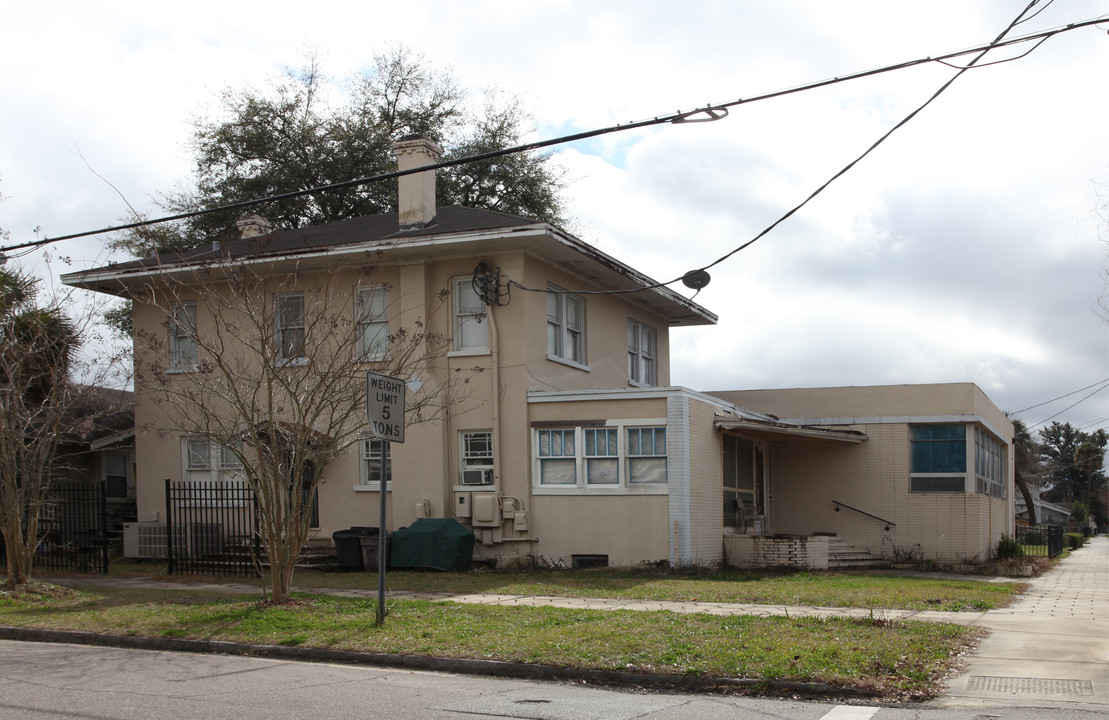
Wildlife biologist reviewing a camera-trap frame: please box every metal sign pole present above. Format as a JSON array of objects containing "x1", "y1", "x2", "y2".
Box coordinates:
[
  {"x1": 366, "y1": 371, "x2": 405, "y2": 625},
  {"x1": 377, "y1": 441, "x2": 389, "y2": 624}
]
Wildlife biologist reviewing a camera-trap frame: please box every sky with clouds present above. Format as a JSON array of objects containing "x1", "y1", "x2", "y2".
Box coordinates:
[{"x1": 2, "y1": 0, "x2": 1107, "y2": 436}]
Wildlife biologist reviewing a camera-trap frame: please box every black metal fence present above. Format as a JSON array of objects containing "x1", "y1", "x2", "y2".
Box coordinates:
[
  {"x1": 35, "y1": 483, "x2": 109, "y2": 573},
  {"x1": 165, "y1": 479, "x2": 259, "y2": 576},
  {"x1": 1015, "y1": 524, "x2": 1066, "y2": 558}
]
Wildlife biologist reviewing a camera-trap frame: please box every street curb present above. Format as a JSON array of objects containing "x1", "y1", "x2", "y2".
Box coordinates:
[{"x1": 0, "y1": 625, "x2": 879, "y2": 699}]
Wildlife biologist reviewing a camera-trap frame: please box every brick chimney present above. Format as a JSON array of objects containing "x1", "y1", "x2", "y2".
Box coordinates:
[
  {"x1": 236, "y1": 214, "x2": 273, "y2": 239},
  {"x1": 392, "y1": 135, "x2": 442, "y2": 231}
]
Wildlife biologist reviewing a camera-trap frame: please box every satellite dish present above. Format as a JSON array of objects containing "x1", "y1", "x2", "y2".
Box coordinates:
[{"x1": 682, "y1": 269, "x2": 711, "y2": 290}]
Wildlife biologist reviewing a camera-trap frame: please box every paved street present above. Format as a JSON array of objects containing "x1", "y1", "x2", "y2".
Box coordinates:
[{"x1": 0, "y1": 639, "x2": 1105, "y2": 720}]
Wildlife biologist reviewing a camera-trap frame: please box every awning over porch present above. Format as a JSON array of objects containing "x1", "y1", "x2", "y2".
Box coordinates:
[{"x1": 714, "y1": 415, "x2": 867, "y2": 443}]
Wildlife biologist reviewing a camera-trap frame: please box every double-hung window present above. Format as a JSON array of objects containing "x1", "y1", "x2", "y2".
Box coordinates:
[
  {"x1": 183, "y1": 438, "x2": 246, "y2": 505},
  {"x1": 276, "y1": 291, "x2": 305, "y2": 363},
  {"x1": 547, "y1": 286, "x2": 585, "y2": 365},
  {"x1": 169, "y1": 301, "x2": 198, "y2": 370},
  {"x1": 535, "y1": 425, "x2": 667, "y2": 490},
  {"x1": 459, "y1": 430, "x2": 494, "y2": 486},
  {"x1": 356, "y1": 286, "x2": 389, "y2": 359},
  {"x1": 359, "y1": 438, "x2": 392, "y2": 490},
  {"x1": 453, "y1": 278, "x2": 487, "y2": 351},
  {"x1": 584, "y1": 428, "x2": 618, "y2": 485},
  {"x1": 537, "y1": 429, "x2": 577, "y2": 485},
  {"x1": 627, "y1": 427, "x2": 667, "y2": 484},
  {"x1": 627, "y1": 319, "x2": 656, "y2": 386}
]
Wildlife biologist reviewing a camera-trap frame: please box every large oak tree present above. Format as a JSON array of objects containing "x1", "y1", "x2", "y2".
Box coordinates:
[{"x1": 112, "y1": 47, "x2": 566, "y2": 258}]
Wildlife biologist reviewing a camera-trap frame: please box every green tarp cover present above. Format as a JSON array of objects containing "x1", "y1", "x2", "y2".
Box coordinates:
[{"x1": 389, "y1": 518, "x2": 475, "y2": 571}]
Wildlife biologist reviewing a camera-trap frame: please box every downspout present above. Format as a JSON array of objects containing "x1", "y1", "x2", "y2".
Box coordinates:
[{"x1": 487, "y1": 302, "x2": 501, "y2": 492}]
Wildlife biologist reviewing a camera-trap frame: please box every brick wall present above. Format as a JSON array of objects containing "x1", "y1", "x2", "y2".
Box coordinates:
[{"x1": 723, "y1": 534, "x2": 829, "y2": 570}]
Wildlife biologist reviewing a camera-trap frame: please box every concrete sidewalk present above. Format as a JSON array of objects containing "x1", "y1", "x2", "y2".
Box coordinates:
[
  {"x1": 933, "y1": 535, "x2": 1108, "y2": 712},
  {"x1": 42, "y1": 537, "x2": 1109, "y2": 710}
]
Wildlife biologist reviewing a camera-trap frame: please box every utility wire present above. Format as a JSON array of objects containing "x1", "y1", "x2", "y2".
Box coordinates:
[
  {"x1": 1029, "y1": 383, "x2": 1109, "y2": 430},
  {"x1": 660, "y1": 0, "x2": 1061, "y2": 289},
  {"x1": 1010, "y1": 378, "x2": 1109, "y2": 416},
  {"x1": 1, "y1": 16, "x2": 1102, "y2": 257},
  {"x1": 511, "y1": 2, "x2": 1077, "y2": 297}
]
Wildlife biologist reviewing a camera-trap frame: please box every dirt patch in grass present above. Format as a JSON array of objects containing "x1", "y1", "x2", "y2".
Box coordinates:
[{"x1": 0, "y1": 581, "x2": 87, "y2": 601}]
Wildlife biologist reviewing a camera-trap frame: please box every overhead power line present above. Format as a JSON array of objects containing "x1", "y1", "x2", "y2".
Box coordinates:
[
  {"x1": 1, "y1": 13, "x2": 1104, "y2": 267},
  {"x1": 1010, "y1": 378, "x2": 1109, "y2": 416},
  {"x1": 1029, "y1": 383, "x2": 1109, "y2": 430}
]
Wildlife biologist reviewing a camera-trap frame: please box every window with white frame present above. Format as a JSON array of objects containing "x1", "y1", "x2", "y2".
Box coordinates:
[
  {"x1": 627, "y1": 427, "x2": 667, "y2": 484},
  {"x1": 183, "y1": 438, "x2": 245, "y2": 488},
  {"x1": 359, "y1": 438, "x2": 392, "y2": 489},
  {"x1": 453, "y1": 278, "x2": 487, "y2": 350},
  {"x1": 534, "y1": 425, "x2": 667, "y2": 490},
  {"x1": 585, "y1": 428, "x2": 619, "y2": 485},
  {"x1": 275, "y1": 291, "x2": 305, "y2": 362},
  {"x1": 537, "y1": 428, "x2": 577, "y2": 485},
  {"x1": 459, "y1": 430, "x2": 494, "y2": 486},
  {"x1": 169, "y1": 301, "x2": 198, "y2": 370},
  {"x1": 627, "y1": 319, "x2": 656, "y2": 386},
  {"x1": 547, "y1": 286, "x2": 585, "y2": 365},
  {"x1": 355, "y1": 286, "x2": 389, "y2": 359}
]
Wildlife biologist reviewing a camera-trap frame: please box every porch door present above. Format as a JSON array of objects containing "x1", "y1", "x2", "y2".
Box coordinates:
[
  {"x1": 723, "y1": 435, "x2": 768, "y2": 530},
  {"x1": 753, "y1": 440, "x2": 768, "y2": 532}
]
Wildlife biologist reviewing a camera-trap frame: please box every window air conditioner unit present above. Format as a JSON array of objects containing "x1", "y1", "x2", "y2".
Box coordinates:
[{"x1": 461, "y1": 468, "x2": 493, "y2": 486}]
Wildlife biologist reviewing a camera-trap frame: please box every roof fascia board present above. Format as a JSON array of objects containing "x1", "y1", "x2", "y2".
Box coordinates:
[
  {"x1": 527, "y1": 386, "x2": 776, "y2": 422},
  {"x1": 61, "y1": 225, "x2": 549, "y2": 287},
  {"x1": 89, "y1": 429, "x2": 136, "y2": 450},
  {"x1": 713, "y1": 419, "x2": 866, "y2": 443},
  {"x1": 62, "y1": 223, "x2": 717, "y2": 325},
  {"x1": 782, "y1": 413, "x2": 1012, "y2": 441}
]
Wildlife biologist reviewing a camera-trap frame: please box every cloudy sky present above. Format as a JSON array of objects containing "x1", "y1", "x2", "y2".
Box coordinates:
[{"x1": 2, "y1": 1, "x2": 1108, "y2": 435}]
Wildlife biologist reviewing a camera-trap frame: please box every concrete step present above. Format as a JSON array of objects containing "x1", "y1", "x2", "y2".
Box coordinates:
[{"x1": 827, "y1": 538, "x2": 889, "y2": 569}]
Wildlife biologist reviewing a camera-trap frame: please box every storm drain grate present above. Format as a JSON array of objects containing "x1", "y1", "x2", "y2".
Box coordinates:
[{"x1": 966, "y1": 676, "x2": 1093, "y2": 696}]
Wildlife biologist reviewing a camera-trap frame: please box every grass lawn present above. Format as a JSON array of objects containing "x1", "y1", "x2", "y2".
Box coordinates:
[
  {"x1": 0, "y1": 583, "x2": 978, "y2": 700},
  {"x1": 88, "y1": 562, "x2": 1023, "y2": 612}
]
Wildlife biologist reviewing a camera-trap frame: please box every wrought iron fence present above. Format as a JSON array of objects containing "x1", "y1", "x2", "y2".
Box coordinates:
[
  {"x1": 35, "y1": 483, "x2": 109, "y2": 573},
  {"x1": 165, "y1": 479, "x2": 260, "y2": 577},
  {"x1": 1014, "y1": 524, "x2": 1065, "y2": 558}
]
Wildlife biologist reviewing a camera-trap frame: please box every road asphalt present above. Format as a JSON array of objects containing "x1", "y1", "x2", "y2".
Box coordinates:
[{"x1": 14, "y1": 535, "x2": 1107, "y2": 712}]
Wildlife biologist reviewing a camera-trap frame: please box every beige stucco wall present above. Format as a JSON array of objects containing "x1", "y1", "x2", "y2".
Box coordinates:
[
  {"x1": 521, "y1": 261, "x2": 671, "y2": 392},
  {"x1": 127, "y1": 242, "x2": 681, "y2": 565}
]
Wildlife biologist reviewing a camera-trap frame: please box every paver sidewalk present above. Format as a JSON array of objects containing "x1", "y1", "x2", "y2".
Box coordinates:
[{"x1": 933, "y1": 535, "x2": 1108, "y2": 712}]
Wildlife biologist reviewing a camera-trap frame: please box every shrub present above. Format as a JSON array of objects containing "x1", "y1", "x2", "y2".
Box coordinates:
[
  {"x1": 996, "y1": 533, "x2": 1023, "y2": 559},
  {"x1": 1065, "y1": 533, "x2": 1086, "y2": 550}
]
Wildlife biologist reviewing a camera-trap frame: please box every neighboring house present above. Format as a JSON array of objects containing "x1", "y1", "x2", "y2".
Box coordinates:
[
  {"x1": 62, "y1": 137, "x2": 1014, "y2": 569},
  {"x1": 1015, "y1": 484, "x2": 1071, "y2": 525}
]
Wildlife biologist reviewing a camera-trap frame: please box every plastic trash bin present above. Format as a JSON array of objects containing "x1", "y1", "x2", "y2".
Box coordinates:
[{"x1": 332, "y1": 527, "x2": 376, "y2": 570}]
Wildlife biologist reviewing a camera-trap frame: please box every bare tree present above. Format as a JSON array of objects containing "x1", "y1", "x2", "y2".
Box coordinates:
[
  {"x1": 0, "y1": 266, "x2": 129, "y2": 587},
  {"x1": 132, "y1": 250, "x2": 472, "y2": 603}
]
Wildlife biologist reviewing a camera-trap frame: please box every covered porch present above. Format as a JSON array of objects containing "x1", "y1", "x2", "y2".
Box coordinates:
[{"x1": 714, "y1": 415, "x2": 869, "y2": 569}]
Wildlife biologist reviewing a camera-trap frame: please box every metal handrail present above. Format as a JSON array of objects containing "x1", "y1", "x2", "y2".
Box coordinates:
[{"x1": 832, "y1": 500, "x2": 896, "y2": 531}]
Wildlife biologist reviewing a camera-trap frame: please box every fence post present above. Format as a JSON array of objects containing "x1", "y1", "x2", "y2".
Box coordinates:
[
  {"x1": 164, "y1": 478, "x2": 174, "y2": 575},
  {"x1": 99, "y1": 480, "x2": 109, "y2": 574}
]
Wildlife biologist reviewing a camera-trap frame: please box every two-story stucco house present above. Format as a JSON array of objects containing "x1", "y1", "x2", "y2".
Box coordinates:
[{"x1": 63, "y1": 136, "x2": 1015, "y2": 570}]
